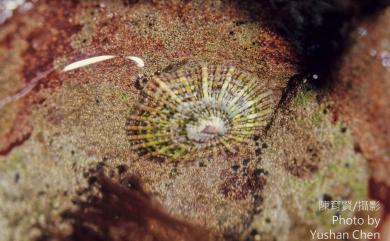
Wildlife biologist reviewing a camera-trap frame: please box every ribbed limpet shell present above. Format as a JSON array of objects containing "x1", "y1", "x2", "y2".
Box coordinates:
[{"x1": 126, "y1": 65, "x2": 273, "y2": 161}]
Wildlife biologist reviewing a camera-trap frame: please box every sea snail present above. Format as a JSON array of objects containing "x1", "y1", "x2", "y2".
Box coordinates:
[{"x1": 127, "y1": 65, "x2": 273, "y2": 161}]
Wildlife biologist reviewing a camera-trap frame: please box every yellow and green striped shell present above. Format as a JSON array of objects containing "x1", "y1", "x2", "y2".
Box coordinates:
[{"x1": 126, "y1": 65, "x2": 273, "y2": 161}]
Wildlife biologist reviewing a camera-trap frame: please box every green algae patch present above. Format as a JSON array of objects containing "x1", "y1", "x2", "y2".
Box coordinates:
[
  {"x1": 0, "y1": 152, "x2": 27, "y2": 173},
  {"x1": 309, "y1": 105, "x2": 326, "y2": 127},
  {"x1": 301, "y1": 154, "x2": 368, "y2": 229},
  {"x1": 248, "y1": 85, "x2": 371, "y2": 241},
  {"x1": 294, "y1": 89, "x2": 315, "y2": 107},
  {"x1": 292, "y1": 96, "x2": 369, "y2": 230},
  {"x1": 331, "y1": 122, "x2": 350, "y2": 147},
  {"x1": 294, "y1": 89, "x2": 327, "y2": 129}
]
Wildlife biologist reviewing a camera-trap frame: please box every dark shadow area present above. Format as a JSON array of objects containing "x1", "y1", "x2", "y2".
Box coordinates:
[
  {"x1": 243, "y1": 0, "x2": 389, "y2": 88},
  {"x1": 36, "y1": 171, "x2": 214, "y2": 241}
]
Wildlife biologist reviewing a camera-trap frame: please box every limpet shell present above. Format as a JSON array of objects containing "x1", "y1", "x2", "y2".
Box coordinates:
[{"x1": 126, "y1": 65, "x2": 273, "y2": 161}]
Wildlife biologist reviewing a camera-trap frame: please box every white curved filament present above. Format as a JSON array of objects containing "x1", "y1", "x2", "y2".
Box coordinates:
[
  {"x1": 62, "y1": 55, "x2": 116, "y2": 72},
  {"x1": 0, "y1": 55, "x2": 144, "y2": 110},
  {"x1": 126, "y1": 56, "x2": 145, "y2": 68},
  {"x1": 62, "y1": 55, "x2": 145, "y2": 72}
]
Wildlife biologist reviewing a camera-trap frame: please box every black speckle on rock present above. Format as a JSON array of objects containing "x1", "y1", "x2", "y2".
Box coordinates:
[
  {"x1": 234, "y1": 20, "x2": 247, "y2": 26},
  {"x1": 231, "y1": 164, "x2": 240, "y2": 172},
  {"x1": 242, "y1": 159, "x2": 250, "y2": 166},
  {"x1": 121, "y1": 175, "x2": 143, "y2": 193},
  {"x1": 135, "y1": 75, "x2": 148, "y2": 90},
  {"x1": 322, "y1": 193, "x2": 332, "y2": 202},
  {"x1": 255, "y1": 148, "x2": 262, "y2": 156},
  {"x1": 14, "y1": 173, "x2": 20, "y2": 183},
  {"x1": 123, "y1": 0, "x2": 139, "y2": 6},
  {"x1": 137, "y1": 148, "x2": 149, "y2": 157},
  {"x1": 250, "y1": 229, "x2": 258, "y2": 236},
  {"x1": 340, "y1": 126, "x2": 347, "y2": 133},
  {"x1": 38, "y1": 191, "x2": 46, "y2": 196},
  {"x1": 253, "y1": 194, "x2": 264, "y2": 213},
  {"x1": 354, "y1": 143, "x2": 362, "y2": 153},
  {"x1": 262, "y1": 143, "x2": 268, "y2": 148},
  {"x1": 88, "y1": 176, "x2": 98, "y2": 185},
  {"x1": 254, "y1": 168, "x2": 268, "y2": 176},
  {"x1": 116, "y1": 164, "x2": 129, "y2": 174},
  {"x1": 96, "y1": 161, "x2": 105, "y2": 170},
  {"x1": 254, "y1": 194, "x2": 264, "y2": 203}
]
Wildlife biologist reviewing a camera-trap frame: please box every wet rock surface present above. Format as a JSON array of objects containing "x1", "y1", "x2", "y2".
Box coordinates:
[
  {"x1": 0, "y1": 1, "x2": 388, "y2": 241},
  {"x1": 330, "y1": 7, "x2": 390, "y2": 235}
]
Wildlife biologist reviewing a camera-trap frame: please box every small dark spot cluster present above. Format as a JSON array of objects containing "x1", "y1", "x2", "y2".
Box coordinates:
[
  {"x1": 284, "y1": 144, "x2": 322, "y2": 177},
  {"x1": 284, "y1": 157, "x2": 319, "y2": 177},
  {"x1": 219, "y1": 165, "x2": 268, "y2": 200}
]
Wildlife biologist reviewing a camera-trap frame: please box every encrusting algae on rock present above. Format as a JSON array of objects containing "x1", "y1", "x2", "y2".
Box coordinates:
[
  {"x1": 126, "y1": 65, "x2": 274, "y2": 162},
  {"x1": 2, "y1": 0, "x2": 384, "y2": 240}
]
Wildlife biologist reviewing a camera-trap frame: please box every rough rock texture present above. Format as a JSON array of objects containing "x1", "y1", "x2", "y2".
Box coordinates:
[
  {"x1": 330, "y1": 7, "x2": 390, "y2": 236},
  {"x1": 0, "y1": 1, "x2": 388, "y2": 241}
]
